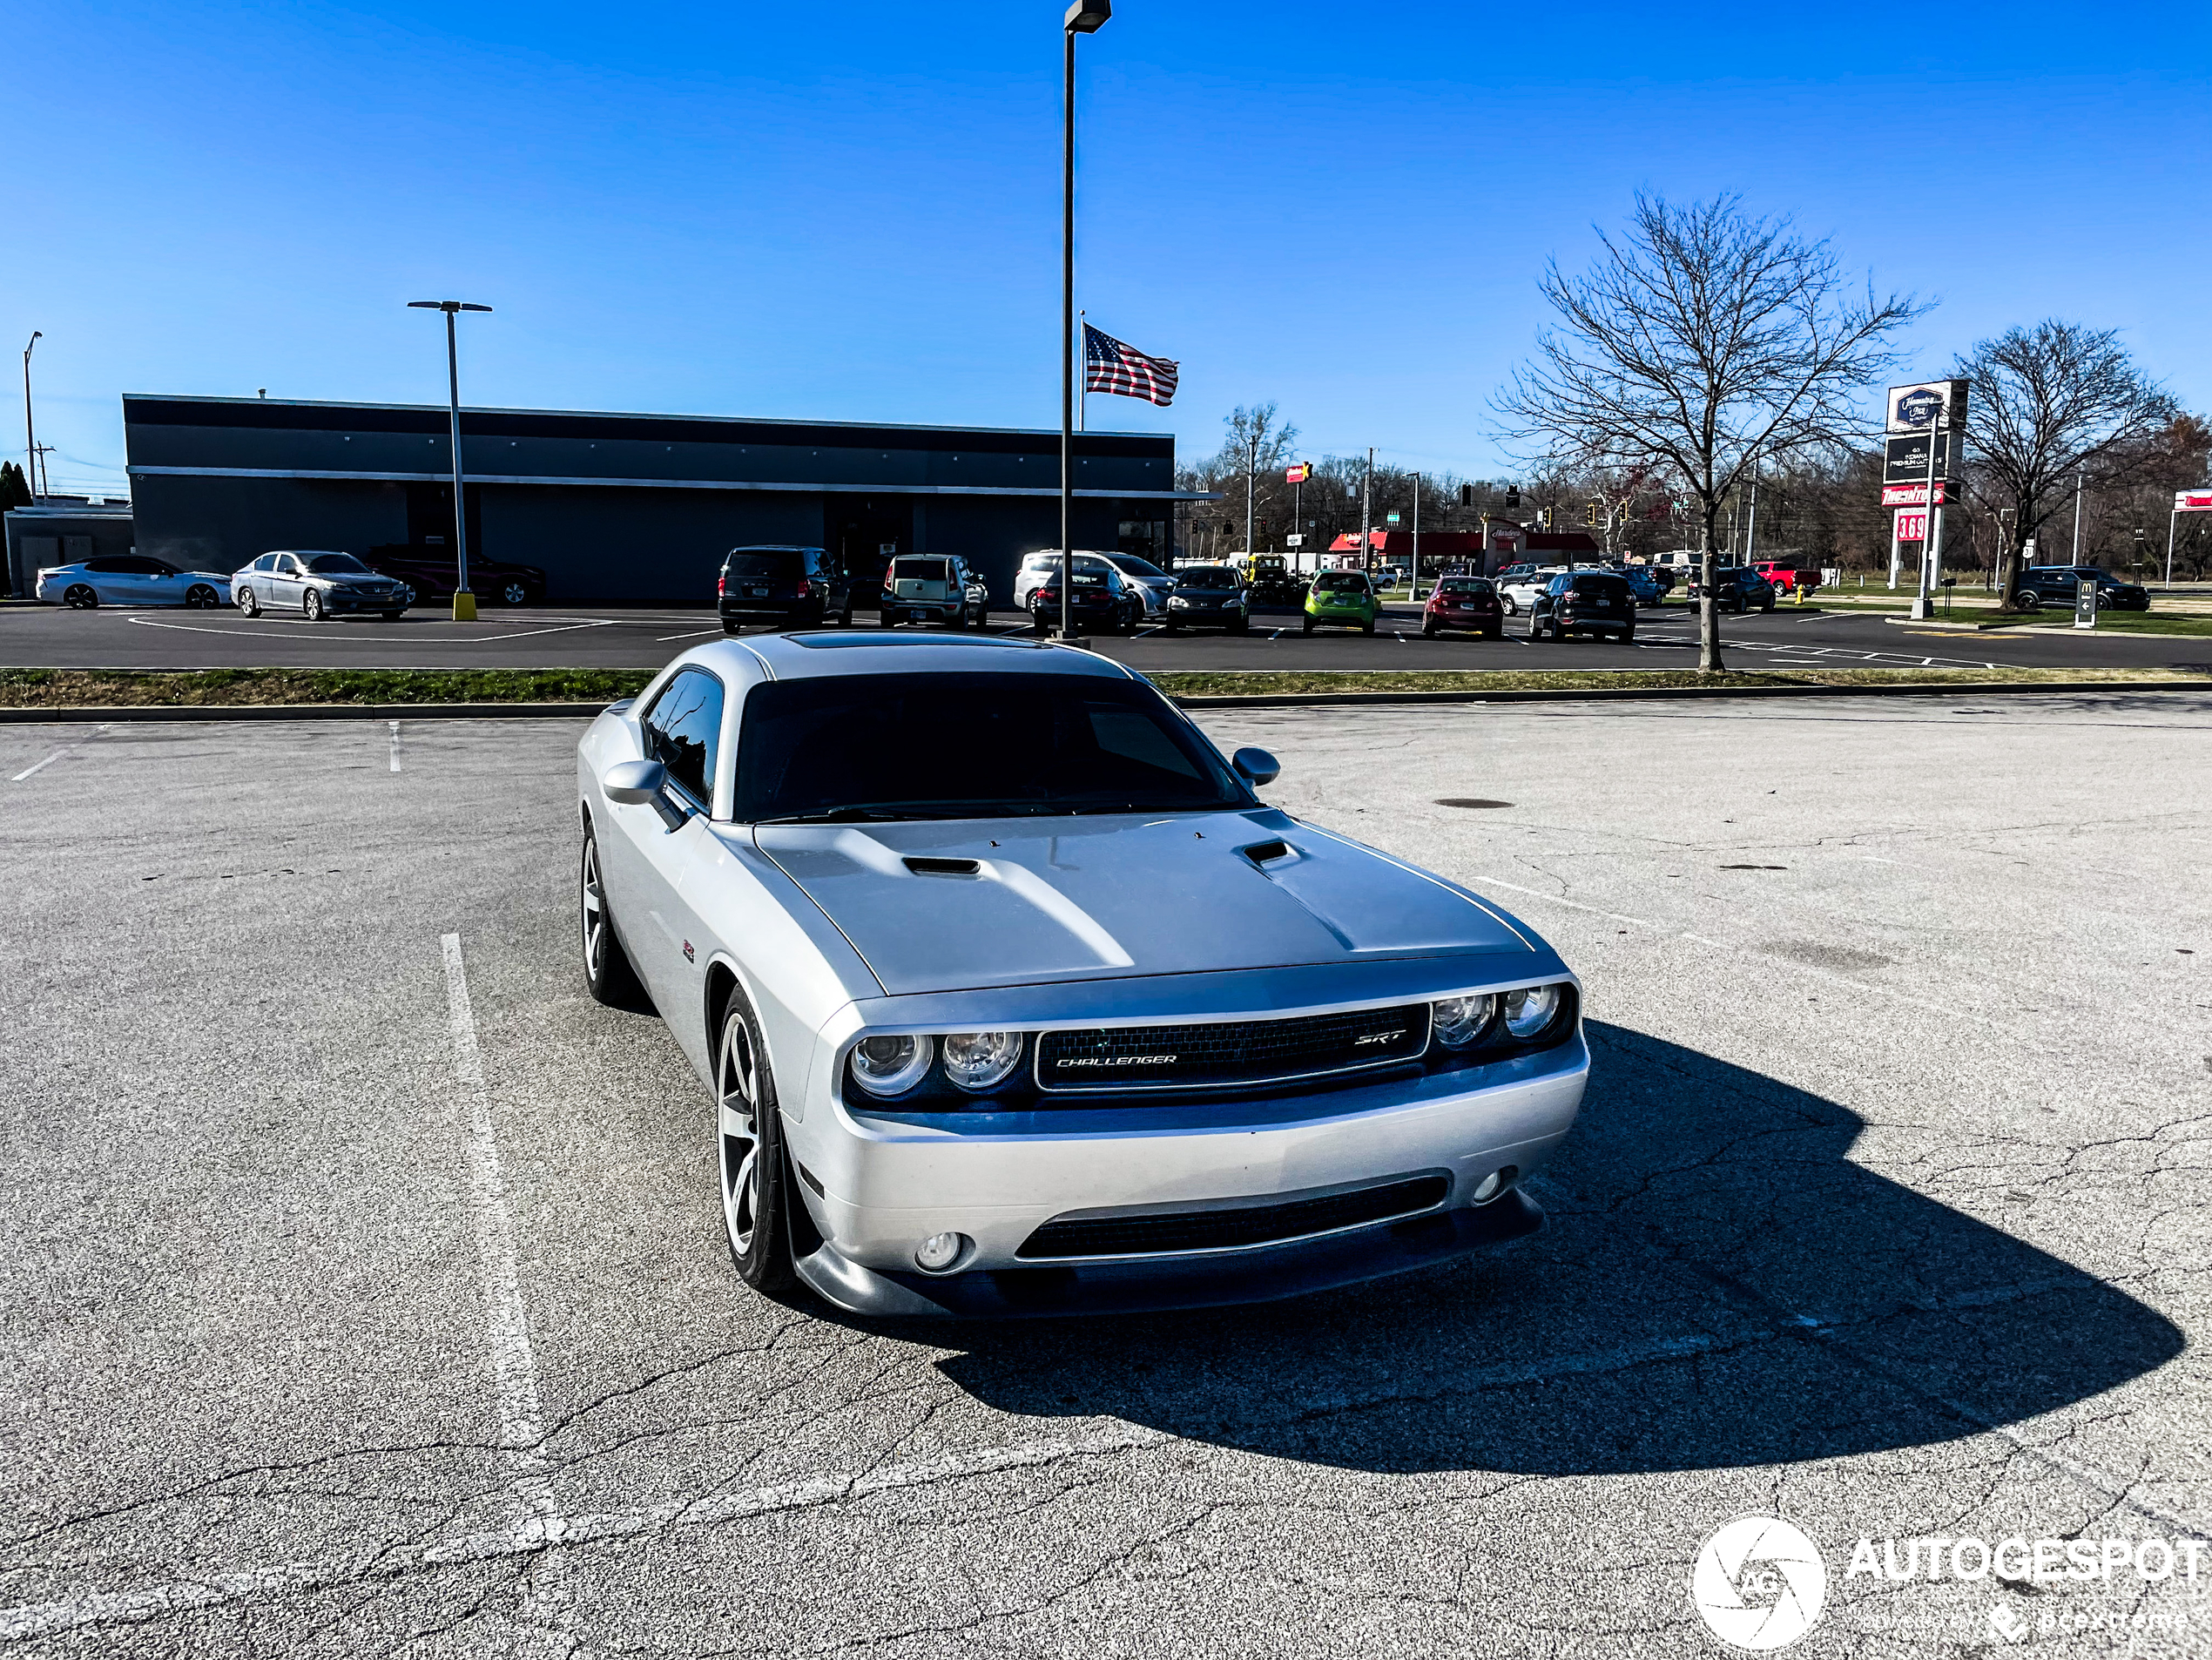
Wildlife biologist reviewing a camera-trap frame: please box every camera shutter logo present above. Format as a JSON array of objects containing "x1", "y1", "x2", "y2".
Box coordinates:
[{"x1": 1691, "y1": 1516, "x2": 1827, "y2": 1650}]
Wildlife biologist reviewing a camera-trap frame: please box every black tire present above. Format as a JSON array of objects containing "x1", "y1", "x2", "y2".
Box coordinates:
[
  {"x1": 1302, "y1": 617, "x2": 1315, "y2": 635},
  {"x1": 1230, "y1": 617, "x2": 1248, "y2": 635},
  {"x1": 381, "y1": 611, "x2": 405, "y2": 622},
  {"x1": 840, "y1": 604, "x2": 854, "y2": 627},
  {"x1": 714, "y1": 992, "x2": 796, "y2": 1294},
  {"x1": 185, "y1": 584, "x2": 219, "y2": 610},
  {"x1": 497, "y1": 580, "x2": 530, "y2": 606},
  {"x1": 236, "y1": 587, "x2": 260, "y2": 617},
  {"x1": 2013, "y1": 590, "x2": 2040, "y2": 611},
  {"x1": 579, "y1": 823, "x2": 643, "y2": 1007},
  {"x1": 1362, "y1": 619, "x2": 1376, "y2": 636},
  {"x1": 880, "y1": 610, "x2": 898, "y2": 629},
  {"x1": 721, "y1": 618, "x2": 741, "y2": 635},
  {"x1": 302, "y1": 589, "x2": 326, "y2": 622},
  {"x1": 1622, "y1": 621, "x2": 1636, "y2": 643},
  {"x1": 64, "y1": 584, "x2": 98, "y2": 611},
  {"x1": 1762, "y1": 598, "x2": 1776, "y2": 613},
  {"x1": 944, "y1": 604, "x2": 967, "y2": 631},
  {"x1": 1163, "y1": 620, "x2": 1178, "y2": 633}
]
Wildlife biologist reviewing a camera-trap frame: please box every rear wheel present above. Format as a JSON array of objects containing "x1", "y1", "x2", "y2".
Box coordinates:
[
  {"x1": 944, "y1": 604, "x2": 967, "y2": 631},
  {"x1": 1302, "y1": 617, "x2": 1315, "y2": 635},
  {"x1": 721, "y1": 618, "x2": 741, "y2": 635},
  {"x1": 879, "y1": 609, "x2": 898, "y2": 629},
  {"x1": 498, "y1": 580, "x2": 530, "y2": 606},
  {"x1": 1362, "y1": 618, "x2": 1376, "y2": 636},
  {"x1": 715, "y1": 995, "x2": 795, "y2": 1293},
  {"x1": 1421, "y1": 622, "x2": 1438, "y2": 638},
  {"x1": 64, "y1": 584, "x2": 98, "y2": 610},
  {"x1": 580, "y1": 824, "x2": 642, "y2": 1006}
]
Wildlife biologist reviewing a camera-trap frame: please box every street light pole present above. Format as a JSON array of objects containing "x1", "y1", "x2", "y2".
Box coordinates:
[
  {"x1": 2072, "y1": 466, "x2": 2085, "y2": 563},
  {"x1": 1361, "y1": 447, "x2": 1374, "y2": 579},
  {"x1": 408, "y1": 300, "x2": 492, "y2": 621},
  {"x1": 22, "y1": 333, "x2": 40, "y2": 505},
  {"x1": 1244, "y1": 428, "x2": 1257, "y2": 563},
  {"x1": 1058, "y1": 1, "x2": 1110, "y2": 644}
]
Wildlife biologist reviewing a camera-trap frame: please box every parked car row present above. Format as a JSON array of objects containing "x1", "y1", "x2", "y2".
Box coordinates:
[{"x1": 29, "y1": 546, "x2": 547, "y2": 618}]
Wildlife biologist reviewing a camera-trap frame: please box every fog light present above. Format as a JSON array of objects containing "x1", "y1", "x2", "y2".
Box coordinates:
[
  {"x1": 1470, "y1": 1165, "x2": 1519, "y2": 1205},
  {"x1": 914, "y1": 1232, "x2": 971, "y2": 1273}
]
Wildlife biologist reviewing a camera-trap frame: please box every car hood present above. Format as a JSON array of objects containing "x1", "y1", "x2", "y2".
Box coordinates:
[{"x1": 752, "y1": 810, "x2": 1532, "y2": 995}]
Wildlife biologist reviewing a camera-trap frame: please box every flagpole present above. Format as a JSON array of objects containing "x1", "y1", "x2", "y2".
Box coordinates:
[{"x1": 1078, "y1": 310, "x2": 1086, "y2": 434}]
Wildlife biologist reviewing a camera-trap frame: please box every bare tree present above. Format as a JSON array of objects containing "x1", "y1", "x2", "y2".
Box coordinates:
[
  {"x1": 1206, "y1": 404, "x2": 1298, "y2": 557},
  {"x1": 1498, "y1": 193, "x2": 1924, "y2": 669},
  {"x1": 1954, "y1": 322, "x2": 2179, "y2": 608}
]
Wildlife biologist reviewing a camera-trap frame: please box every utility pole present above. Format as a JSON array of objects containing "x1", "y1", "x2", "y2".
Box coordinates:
[
  {"x1": 2072, "y1": 467, "x2": 2086, "y2": 563},
  {"x1": 1361, "y1": 447, "x2": 1374, "y2": 578},
  {"x1": 1245, "y1": 425, "x2": 1258, "y2": 562},
  {"x1": 1411, "y1": 472, "x2": 1420, "y2": 592},
  {"x1": 21, "y1": 333, "x2": 40, "y2": 505}
]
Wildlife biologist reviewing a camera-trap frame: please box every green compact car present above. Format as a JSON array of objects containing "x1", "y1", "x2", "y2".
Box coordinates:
[{"x1": 1303, "y1": 570, "x2": 1379, "y2": 635}]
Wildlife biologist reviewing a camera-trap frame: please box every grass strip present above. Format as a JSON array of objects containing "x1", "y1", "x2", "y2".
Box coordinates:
[
  {"x1": 0, "y1": 668, "x2": 657, "y2": 707},
  {"x1": 1145, "y1": 666, "x2": 2209, "y2": 698}
]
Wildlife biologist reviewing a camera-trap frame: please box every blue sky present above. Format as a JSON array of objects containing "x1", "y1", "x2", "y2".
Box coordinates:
[{"x1": 7, "y1": 0, "x2": 2209, "y2": 496}]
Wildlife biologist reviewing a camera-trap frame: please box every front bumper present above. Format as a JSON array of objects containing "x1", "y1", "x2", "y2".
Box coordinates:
[
  {"x1": 323, "y1": 590, "x2": 411, "y2": 613},
  {"x1": 786, "y1": 1022, "x2": 1586, "y2": 1318}
]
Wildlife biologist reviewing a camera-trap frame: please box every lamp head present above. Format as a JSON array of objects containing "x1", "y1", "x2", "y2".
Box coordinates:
[
  {"x1": 408, "y1": 300, "x2": 494, "y2": 314},
  {"x1": 1065, "y1": 0, "x2": 1109, "y2": 31}
]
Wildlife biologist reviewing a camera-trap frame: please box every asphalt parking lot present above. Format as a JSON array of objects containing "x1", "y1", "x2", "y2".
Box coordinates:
[
  {"x1": 3, "y1": 599, "x2": 2206, "y2": 676},
  {"x1": 3, "y1": 694, "x2": 2207, "y2": 1656}
]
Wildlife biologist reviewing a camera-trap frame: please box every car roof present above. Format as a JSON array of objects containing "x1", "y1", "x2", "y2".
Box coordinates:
[{"x1": 702, "y1": 631, "x2": 1138, "y2": 685}]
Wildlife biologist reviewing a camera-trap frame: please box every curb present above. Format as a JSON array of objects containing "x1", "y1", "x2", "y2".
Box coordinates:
[
  {"x1": 0, "y1": 701, "x2": 610, "y2": 724},
  {"x1": 3, "y1": 681, "x2": 2209, "y2": 725},
  {"x1": 1166, "y1": 678, "x2": 2212, "y2": 709}
]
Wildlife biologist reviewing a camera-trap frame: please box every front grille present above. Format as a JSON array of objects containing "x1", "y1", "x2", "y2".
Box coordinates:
[
  {"x1": 1016, "y1": 1173, "x2": 1450, "y2": 1259},
  {"x1": 1035, "y1": 1002, "x2": 1430, "y2": 1093}
]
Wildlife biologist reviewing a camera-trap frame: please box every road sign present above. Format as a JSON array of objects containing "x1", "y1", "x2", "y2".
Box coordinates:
[
  {"x1": 1285, "y1": 534, "x2": 1304, "y2": 547},
  {"x1": 1285, "y1": 463, "x2": 1311, "y2": 483},
  {"x1": 1886, "y1": 379, "x2": 1968, "y2": 434},
  {"x1": 1894, "y1": 508, "x2": 1929, "y2": 543},
  {"x1": 1385, "y1": 510, "x2": 1401, "y2": 524},
  {"x1": 1884, "y1": 431, "x2": 1965, "y2": 483},
  {"x1": 2176, "y1": 489, "x2": 2212, "y2": 513},
  {"x1": 1882, "y1": 481, "x2": 1963, "y2": 507},
  {"x1": 2074, "y1": 576, "x2": 2098, "y2": 630}
]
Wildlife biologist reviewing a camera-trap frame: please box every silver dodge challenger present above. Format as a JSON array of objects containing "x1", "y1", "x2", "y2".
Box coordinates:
[{"x1": 577, "y1": 632, "x2": 1587, "y2": 1317}]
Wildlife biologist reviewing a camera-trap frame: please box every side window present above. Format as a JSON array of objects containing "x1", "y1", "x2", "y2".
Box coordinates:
[
  {"x1": 275, "y1": 555, "x2": 299, "y2": 575},
  {"x1": 84, "y1": 558, "x2": 129, "y2": 573},
  {"x1": 643, "y1": 669, "x2": 725, "y2": 809},
  {"x1": 253, "y1": 555, "x2": 279, "y2": 572}
]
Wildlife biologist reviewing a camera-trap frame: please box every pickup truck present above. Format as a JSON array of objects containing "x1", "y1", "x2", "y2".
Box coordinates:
[{"x1": 1750, "y1": 559, "x2": 1818, "y2": 596}]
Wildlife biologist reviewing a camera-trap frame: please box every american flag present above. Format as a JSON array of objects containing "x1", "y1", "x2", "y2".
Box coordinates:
[{"x1": 1083, "y1": 323, "x2": 1179, "y2": 407}]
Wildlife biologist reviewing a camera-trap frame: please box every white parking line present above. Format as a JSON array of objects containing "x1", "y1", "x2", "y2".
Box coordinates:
[
  {"x1": 126, "y1": 617, "x2": 619, "y2": 644},
  {"x1": 438, "y1": 935, "x2": 566, "y2": 1648},
  {"x1": 9, "y1": 725, "x2": 107, "y2": 783},
  {"x1": 388, "y1": 721, "x2": 401, "y2": 773}
]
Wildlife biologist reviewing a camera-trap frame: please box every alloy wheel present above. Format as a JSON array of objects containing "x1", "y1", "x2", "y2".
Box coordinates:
[
  {"x1": 501, "y1": 581, "x2": 529, "y2": 605},
  {"x1": 580, "y1": 835, "x2": 608, "y2": 980},
  {"x1": 718, "y1": 1014, "x2": 763, "y2": 1258}
]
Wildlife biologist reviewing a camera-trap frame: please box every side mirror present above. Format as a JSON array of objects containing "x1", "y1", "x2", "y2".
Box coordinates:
[
  {"x1": 1232, "y1": 747, "x2": 1280, "y2": 787},
  {"x1": 603, "y1": 759, "x2": 667, "y2": 805}
]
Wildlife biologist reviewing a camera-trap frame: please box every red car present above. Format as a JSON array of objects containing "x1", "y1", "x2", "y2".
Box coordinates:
[
  {"x1": 361, "y1": 545, "x2": 549, "y2": 607},
  {"x1": 1421, "y1": 575, "x2": 1506, "y2": 638},
  {"x1": 1750, "y1": 559, "x2": 1817, "y2": 597}
]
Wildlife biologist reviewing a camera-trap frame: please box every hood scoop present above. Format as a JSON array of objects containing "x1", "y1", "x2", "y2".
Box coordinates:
[{"x1": 904, "y1": 856, "x2": 981, "y2": 876}]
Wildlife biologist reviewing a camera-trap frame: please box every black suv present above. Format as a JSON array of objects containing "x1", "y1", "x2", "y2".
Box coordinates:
[
  {"x1": 1684, "y1": 566, "x2": 1777, "y2": 613},
  {"x1": 719, "y1": 546, "x2": 880, "y2": 631},
  {"x1": 2012, "y1": 566, "x2": 2150, "y2": 611},
  {"x1": 1529, "y1": 570, "x2": 1637, "y2": 641}
]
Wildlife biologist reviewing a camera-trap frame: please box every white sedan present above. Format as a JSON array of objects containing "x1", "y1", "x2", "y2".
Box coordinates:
[
  {"x1": 35, "y1": 554, "x2": 233, "y2": 610},
  {"x1": 576, "y1": 632, "x2": 1589, "y2": 1319}
]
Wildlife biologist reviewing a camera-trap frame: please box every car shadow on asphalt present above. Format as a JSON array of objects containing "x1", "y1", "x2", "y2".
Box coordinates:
[{"x1": 926, "y1": 1021, "x2": 2185, "y2": 1474}]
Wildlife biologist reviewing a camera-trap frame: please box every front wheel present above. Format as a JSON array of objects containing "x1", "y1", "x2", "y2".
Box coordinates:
[
  {"x1": 1421, "y1": 623, "x2": 1438, "y2": 638},
  {"x1": 1362, "y1": 619, "x2": 1376, "y2": 636},
  {"x1": 381, "y1": 611, "x2": 405, "y2": 622},
  {"x1": 236, "y1": 587, "x2": 260, "y2": 617},
  {"x1": 498, "y1": 580, "x2": 530, "y2": 606},
  {"x1": 1230, "y1": 617, "x2": 1248, "y2": 635},
  {"x1": 302, "y1": 589, "x2": 326, "y2": 622},
  {"x1": 580, "y1": 825, "x2": 642, "y2": 1006},
  {"x1": 716, "y1": 997, "x2": 795, "y2": 1293},
  {"x1": 2013, "y1": 590, "x2": 2040, "y2": 611},
  {"x1": 185, "y1": 584, "x2": 220, "y2": 610},
  {"x1": 64, "y1": 584, "x2": 98, "y2": 611}
]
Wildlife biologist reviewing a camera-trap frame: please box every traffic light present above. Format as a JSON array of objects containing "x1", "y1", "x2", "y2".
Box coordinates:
[
  {"x1": 1458, "y1": 483, "x2": 1474, "y2": 507},
  {"x1": 1586, "y1": 501, "x2": 1598, "y2": 527},
  {"x1": 1537, "y1": 507, "x2": 1552, "y2": 530},
  {"x1": 1506, "y1": 486, "x2": 1521, "y2": 509}
]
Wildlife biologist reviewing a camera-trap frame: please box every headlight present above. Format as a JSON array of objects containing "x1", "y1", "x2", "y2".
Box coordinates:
[
  {"x1": 941, "y1": 1030, "x2": 1022, "y2": 1091},
  {"x1": 1432, "y1": 994, "x2": 1495, "y2": 1049},
  {"x1": 851, "y1": 1033, "x2": 933, "y2": 1096},
  {"x1": 1502, "y1": 984, "x2": 1563, "y2": 1039},
  {"x1": 1168, "y1": 595, "x2": 1189, "y2": 608}
]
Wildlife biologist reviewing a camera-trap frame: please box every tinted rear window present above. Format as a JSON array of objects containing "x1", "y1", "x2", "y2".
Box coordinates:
[
  {"x1": 1568, "y1": 576, "x2": 1630, "y2": 597},
  {"x1": 1440, "y1": 578, "x2": 1494, "y2": 594},
  {"x1": 893, "y1": 558, "x2": 949, "y2": 581},
  {"x1": 1312, "y1": 573, "x2": 1366, "y2": 592},
  {"x1": 725, "y1": 550, "x2": 800, "y2": 578}
]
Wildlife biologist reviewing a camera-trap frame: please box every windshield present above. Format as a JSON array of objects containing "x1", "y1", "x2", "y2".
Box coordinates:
[
  {"x1": 1179, "y1": 569, "x2": 1238, "y2": 586},
  {"x1": 736, "y1": 673, "x2": 1251, "y2": 821},
  {"x1": 305, "y1": 554, "x2": 371, "y2": 575},
  {"x1": 1113, "y1": 557, "x2": 1170, "y2": 580},
  {"x1": 891, "y1": 557, "x2": 948, "y2": 581}
]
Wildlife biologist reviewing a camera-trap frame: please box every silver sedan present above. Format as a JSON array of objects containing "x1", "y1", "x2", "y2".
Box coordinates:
[
  {"x1": 34, "y1": 555, "x2": 233, "y2": 610},
  {"x1": 577, "y1": 634, "x2": 1587, "y2": 1318}
]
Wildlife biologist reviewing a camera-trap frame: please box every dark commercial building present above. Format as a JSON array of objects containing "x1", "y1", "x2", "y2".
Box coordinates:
[{"x1": 123, "y1": 395, "x2": 1204, "y2": 605}]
